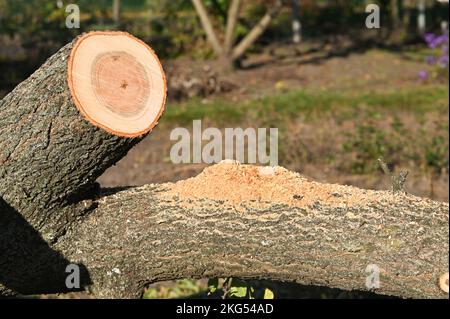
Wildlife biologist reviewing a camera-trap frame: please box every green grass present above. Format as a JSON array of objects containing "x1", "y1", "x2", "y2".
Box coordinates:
[
  {"x1": 162, "y1": 85, "x2": 449, "y2": 126},
  {"x1": 164, "y1": 98, "x2": 246, "y2": 125},
  {"x1": 143, "y1": 279, "x2": 207, "y2": 299},
  {"x1": 161, "y1": 85, "x2": 449, "y2": 175},
  {"x1": 398, "y1": 46, "x2": 439, "y2": 63}
]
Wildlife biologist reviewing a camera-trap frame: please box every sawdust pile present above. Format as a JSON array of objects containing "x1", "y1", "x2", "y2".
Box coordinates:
[{"x1": 163, "y1": 160, "x2": 396, "y2": 209}]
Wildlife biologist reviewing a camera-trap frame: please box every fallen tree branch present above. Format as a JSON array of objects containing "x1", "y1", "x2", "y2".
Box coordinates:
[
  {"x1": 0, "y1": 164, "x2": 448, "y2": 298},
  {"x1": 0, "y1": 31, "x2": 166, "y2": 297},
  {"x1": 3, "y1": 162, "x2": 447, "y2": 298},
  {"x1": 54, "y1": 163, "x2": 449, "y2": 298},
  {"x1": 0, "y1": 34, "x2": 448, "y2": 299},
  {"x1": 0, "y1": 31, "x2": 166, "y2": 242}
]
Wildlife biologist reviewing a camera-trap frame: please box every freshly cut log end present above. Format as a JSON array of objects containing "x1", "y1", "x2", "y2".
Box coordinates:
[
  {"x1": 0, "y1": 31, "x2": 166, "y2": 243},
  {"x1": 68, "y1": 31, "x2": 166, "y2": 137},
  {"x1": 439, "y1": 272, "x2": 449, "y2": 293}
]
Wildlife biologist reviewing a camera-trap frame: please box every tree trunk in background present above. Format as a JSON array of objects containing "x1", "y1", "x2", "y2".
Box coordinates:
[
  {"x1": 218, "y1": 0, "x2": 242, "y2": 72},
  {"x1": 191, "y1": 0, "x2": 223, "y2": 56},
  {"x1": 292, "y1": 0, "x2": 302, "y2": 44},
  {"x1": 402, "y1": 0, "x2": 412, "y2": 31},
  {"x1": 418, "y1": 0, "x2": 426, "y2": 34},
  {"x1": 391, "y1": 0, "x2": 400, "y2": 28},
  {"x1": 113, "y1": 0, "x2": 121, "y2": 27},
  {"x1": 224, "y1": 0, "x2": 242, "y2": 53},
  {"x1": 191, "y1": 0, "x2": 283, "y2": 72},
  {"x1": 231, "y1": 0, "x2": 283, "y2": 60}
]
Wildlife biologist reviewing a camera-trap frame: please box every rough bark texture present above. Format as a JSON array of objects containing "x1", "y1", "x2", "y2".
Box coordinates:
[
  {"x1": 2, "y1": 175, "x2": 448, "y2": 298},
  {"x1": 0, "y1": 37, "x2": 448, "y2": 300},
  {"x1": 231, "y1": 0, "x2": 283, "y2": 60},
  {"x1": 52, "y1": 185, "x2": 448, "y2": 299},
  {"x1": 0, "y1": 35, "x2": 144, "y2": 296},
  {"x1": 0, "y1": 38, "x2": 142, "y2": 243}
]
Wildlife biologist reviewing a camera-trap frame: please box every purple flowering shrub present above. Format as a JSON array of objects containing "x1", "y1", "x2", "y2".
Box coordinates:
[{"x1": 419, "y1": 30, "x2": 449, "y2": 81}]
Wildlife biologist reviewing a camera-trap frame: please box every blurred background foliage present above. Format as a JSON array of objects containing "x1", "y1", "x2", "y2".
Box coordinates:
[{"x1": 1, "y1": 0, "x2": 448, "y2": 95}]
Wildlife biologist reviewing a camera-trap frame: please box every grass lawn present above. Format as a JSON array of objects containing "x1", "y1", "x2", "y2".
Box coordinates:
[{"x1": 161, "y1": 84, "x2": 448, "y2": 176}]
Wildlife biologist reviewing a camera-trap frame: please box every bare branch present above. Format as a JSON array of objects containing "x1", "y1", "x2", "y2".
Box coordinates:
[
  {"x1": 191, "y1": 0, "x2": 223, "y2": 56},
  {"x1": 232, "y1": 0, "x2": 283, "y2": 61},
  {"x1": 224, "y1": 0, "x2": 242, "y2": 53}
]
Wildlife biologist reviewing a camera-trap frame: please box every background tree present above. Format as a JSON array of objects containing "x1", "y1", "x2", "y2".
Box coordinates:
[
  {"x1": 113, "y1": 0, "x2": 121, "y2": 27},
  {"x1": 191, "y1": 0, "x2": 283, "y2": 71},
  {"x1": 292, "y1": 0, "x2": 302, "y2": 44},
  {"x1": 391, "y1": 0, "x2": 400, "y2": 29},
  {"x1": 418, "y1": 0, "x2": 427, "y2": 34}
]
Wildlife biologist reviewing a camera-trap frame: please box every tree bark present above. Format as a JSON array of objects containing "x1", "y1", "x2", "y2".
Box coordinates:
[
  {"x1": 1, "y1": 161, "x2": 448, "y2": 298},
  {"x1": 224, "y1": 0, "x2": 242, "y2": 53},
  {"x1": 0, "y1": 32, "x2": 166, "y2": 297},
  {"x1": 191, "y1": 0, "x2": 223, "y2": 56},
  {"x1": 0, "y1": 35, "x2": 448, "y2": 299},
  {"x1": 0, "y1": 31, "x2": 166, "y2": 242},
  {"x1": 232, "y1": 0, "x2": 283, "y2": 61},
  {"x1": 113, "y1": 0, "x2": 121, "y2": 27},
  {"x1": 18, "y1": 181, "x2": 450, "y2": 298},
  {"x1": 0, "y1": 40, "x2": 136, "y2": 243},
  {"x1": 391, "y1": 0, "x2": 400, "y2": 29},
  {"x1": 292, "y1": 0, "x2": 302, "y2": 44}
]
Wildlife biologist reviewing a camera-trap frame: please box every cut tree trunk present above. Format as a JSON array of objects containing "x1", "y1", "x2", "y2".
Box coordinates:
[
  {"x1": 0, "y1": 35, "x2": 448, "y2": 299},
  {"x1": 0, "y1": 31, "x2": 166, "y2": 243}
]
